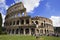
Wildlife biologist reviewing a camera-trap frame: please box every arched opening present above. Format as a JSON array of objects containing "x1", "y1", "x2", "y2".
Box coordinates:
[
  {"x1": 10, "y1": 22, "x2": 12, "y2": 25},
  {"x1": 21, "y1": 19, "x2": 24, "y2": 24},
  {"x1": 17, "y1": 20, "x2": 19, "y2": 25},
  {"x1": 37, "y1": 29, "x2": 39, "y2": 33},
  {"x1": 18, "y1": 13, "x2": 20, "y2": 17},
  {"x1": 16, "y1": 29, "x2": 19, "y2": 34},
  {"x1": 31, "y1": 28, "x2": 35, "y2": 35},
  {"x1": 40, "y1": 29, "x2": 43, "y2": 34},
  {"x1": 12, "y1": 29, "x2": 14, "y2": 34},
  {"x1": 45, "y1": 29, "x2": 46, "y2": 34},
  {"x1": 25, "y1": 28, "x2": 29, "y2": 34},
  {"x1": 41, "y1": 23, "x2": 43, "y2": 26},
  {"x1": 9, "y1": 29, "x2": 11, "y2": 34},
  {"x1": 26, "y1": 19, "x2": 29, "y2": 24},
  {"x1": 13, "y1": 21, "x2": 15, "y2": 25},
  {"x1": 20, "y1": 28, "x2": 23, "y2": 34},
  {"x1": 35, "y1": 21, "x2": 38, "y2": 24},
  {"x1": 32, "y1": 21, "x2": 33, "y2": 23},
  {"x1": 47, "y1": 30, "x2": 49, "y2": 33}
]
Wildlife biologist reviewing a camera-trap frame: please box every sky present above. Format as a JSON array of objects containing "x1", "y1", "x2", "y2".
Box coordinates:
[{"x1": 0, "y1": 0, "x2": 60, "y2": 27}]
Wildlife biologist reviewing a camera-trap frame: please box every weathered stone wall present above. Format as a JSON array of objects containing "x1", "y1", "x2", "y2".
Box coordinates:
[{"x1": 4, "y1": 2, "x2": 54, "y2": 35}]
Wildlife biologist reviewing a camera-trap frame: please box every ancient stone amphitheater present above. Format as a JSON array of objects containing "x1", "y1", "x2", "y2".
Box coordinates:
[{"x1": 4, "y1": 2, "x2": 54, "y2": 35}]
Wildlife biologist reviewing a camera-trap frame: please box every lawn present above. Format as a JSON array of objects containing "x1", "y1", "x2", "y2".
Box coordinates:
[{"x1": 0, "y1": 35, "x2": 60, "y2": 40}]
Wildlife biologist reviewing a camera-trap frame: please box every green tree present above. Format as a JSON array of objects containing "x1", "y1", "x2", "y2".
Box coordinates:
[{"x1": 0, "y1": 13, "x2": 2, "y2": 34}]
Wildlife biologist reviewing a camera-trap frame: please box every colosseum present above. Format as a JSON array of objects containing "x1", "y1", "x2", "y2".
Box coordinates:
[{"x1": 4, "y1": 2, "x2": 54, "y2": 35}]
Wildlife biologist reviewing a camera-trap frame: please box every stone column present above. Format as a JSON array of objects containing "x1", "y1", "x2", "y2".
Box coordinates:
[
  {"x1": 7, "y1": 29, "x2": 9, "y2": 34},
  {"x1": 12, "y1": 21, "x2": 13, "y2": 26},
  {"x1": 10, "y1": 29, "x2": 12, "y2": 34},
  {"x1": 35, "y1": 28, "x2": 37, "y2": 34},
  {"x1": 24, "y1": 19, "x2": 26, "y2": 25},
  {"x1": 18, "y1": 28, "x2": 20, "y2": 34},
  {"x1": 20, "y1": 13, "x2": 22, "y2": 17},
  {"x1": 43, "y1": 29, "x2": 45, "y2": 35},
  {"x1": 14, "y1": 29, "x2": 16, "y2": 34},
  {"x1": 15, "y1": 21, "x2": 16, "y2": 25},
  {"x1": 24, "y1": 11, "x2": 27, "y2": 16},
  {"x1": 24, "y1": 28, "x2": 25, "y2": 35},
  {"x1": 29, "y1": 28, "x2": 31, "y2": 35},
  {"x1": 39, "y1": 29, "x2": 40, "y2": 35},
  {"x1": 29, "y1": 18, "x2": 31, "y2": 25},
  {"x1": 15, "y1": 14, "x2": 18, "y2": 17},
  {"x1": 19, "y1": 20, "x2": 21, "y2": 25}
]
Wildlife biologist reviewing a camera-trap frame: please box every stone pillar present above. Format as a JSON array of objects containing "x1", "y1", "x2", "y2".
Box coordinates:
[
  {"x1": 35, "y1": 28, "x2": 37, "y2": 34},
  {"x1": 18, "y1": 28, "x2": 20, "y2": 34},
  {"x1": 15, "y1": 21, "x2": 16, "y2": 25},
  {"x1": 39, "y1": 29, "x2": 40, "y2": 34},
  {"x1": 43, "y1": 29, "x2": 45, "y2": 35},
  {"x1": 7, "y1": 29, "x2": 9, "y2": 34},
  {"x1": 20, "y1": 13, "x2": 22, "y2": 17},
  {"x1": 19, "y1": 20, "x2": 21, "y2": 25},
  {"x1": 15, "y1": 14, "x2": 18, "y2": 17},
  {"x1": 24, "y1": 19, "x2": 26, "y2": 24},
  {"x1": 24, "y1": 28, "x2": 25, "y2": 35},
  {"x1": 14, "y1": 29, "x2": 16, "y2": 34},
  {"x1": 29, "y1": 19, "x2": 31, "y2": 25},
  {"x1": 10, "y1": 29, "x2": 12, "y2": 34},
  {"x1": 29, "y1": 28, "x2": 31, "y2": 35},
  {"x1": 24, "y1": 11, "x2": 27, "y2": 16},
  {"x1": 12, "y1": 21, "x2": 13, "y2": 25}
]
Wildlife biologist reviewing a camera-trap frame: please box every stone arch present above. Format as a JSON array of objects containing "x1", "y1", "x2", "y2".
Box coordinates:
[
  {"x1": 45, "y1": 29, "x2": 46, "y2": 34},
  {"x1": 16, "y1": 29, "x2": 19, "y2": 34},
  {"x1": 9, "y1": 29, "x2": 11, "y2": 34},
  {"x1": 31, "y1": 28, "x2": 35, "y2": 35},
  {"x1": 17, "y1": 20, "x2": 19, "y2": 25},
  {"x1": 26, "y1": 19, "x2": 29, "y2": 24},
  {"x1": 12, "y1": 29, "x2": 14, "y2": 34},
  {"x1": 40, "y1": 29, "x2": 43, "y2": 34},
  {"x1": 21, "y1": 19, "x2": 24, "y2": 24},
  {"x1": 20, "y1": 28, "x2": 23, "y2": 34},
  {"x1": 35, "y1": 21, "x2": 38, "y2": 24},
  {"x1": 13, "y1": 21, "x2": 15, "y2": 25},
  {"x1": 25, "y1": 28, "x2": 29, "y2": 34}
]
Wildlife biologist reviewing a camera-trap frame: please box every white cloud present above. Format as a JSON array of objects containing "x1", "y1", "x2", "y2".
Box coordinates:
[
  {"x1": 0, "y1": 0, "x2": 9, "y2": 26},
  {"x1": 1, "y1": 13, "x2": 5, "y2": 26},
  {"x1": 0, "y1": 0, "x2": 5, "y2": 3},
  {"x1": 45, "y1": 2, "x2": 51, "y2": 10},
  {"x1": 50, "y1": 16, "x2": 60, "y2": 27},
  {"x1": 14, "y1": 0, "x2": 41, "y2": 12},
  {"x1": 0, "y1": 0, "x2": 9, "y2": 10}
]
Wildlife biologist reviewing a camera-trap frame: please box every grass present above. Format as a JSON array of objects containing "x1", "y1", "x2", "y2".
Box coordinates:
[
  {"x1": 39, "y1": 36, "x2": 60, "y2": 40},
  {"x1": 0, "y1": 35, "x2": 36, "y2": 40},
  {"x1": 0, "y1": 35, "x2": 60, "y2": 40}
]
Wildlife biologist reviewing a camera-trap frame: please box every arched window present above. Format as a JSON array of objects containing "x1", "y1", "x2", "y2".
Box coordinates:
[
  {"x1": 21, "y1": 19, "x2": 24, "y2": 24},
  {"x1": 17, "y1": 20, "x2": 19, "y2": 25},
  {"x1": 10, "y1": 22, "x2": 12, "y2": 25},
  {"x1": 25, "y1": 28, "x2": 29, "y2": 34},
  {"x1": 32, "y1": 21, "x2": 33, "y2": 23},
  {"x1": 13, "y1": 21, "x2": 15, "y2": 25},
  {"x1": 20, "y1": 28, "x2": 23, "y2": 34},
  {"x1": 26, "y1": 19, "x2": 29, "y2": 24},
  {"x1": 41, "y1": 23, "x2": 43, "y2": 26},
  {"x1": 35, "y1": 21, "x2": 38, "y2": 24},
  {"x1": 9, "y1": 29, "x2": 11, "y2": 34},
  {"x1": 12, "y1": 29, "x2": 14, "y2": 34},
  {"x1": 16, "y1": 29, "x2": 19, "y2": 34},
  {"x1": 40, "y1": 29, "x2": 43, "y2": 33},
  {"x1": 45, "y1": 29, "x2": 46, "y2": 34}
]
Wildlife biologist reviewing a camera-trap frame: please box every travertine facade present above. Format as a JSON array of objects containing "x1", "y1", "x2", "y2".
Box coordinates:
[{"x1": 4, "y1": 2, "x2": 54, "y2": 35}]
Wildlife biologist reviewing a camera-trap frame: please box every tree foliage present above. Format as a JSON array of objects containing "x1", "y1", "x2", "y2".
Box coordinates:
[{"x1": 0, "y1": 13, "x2": 2, "y2": 34}]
